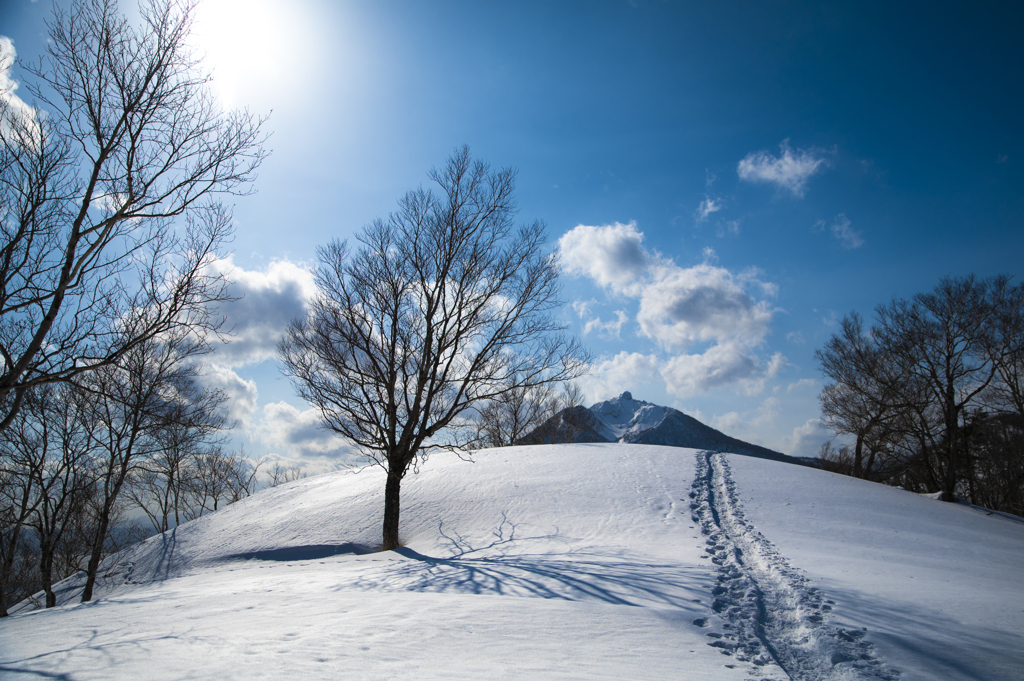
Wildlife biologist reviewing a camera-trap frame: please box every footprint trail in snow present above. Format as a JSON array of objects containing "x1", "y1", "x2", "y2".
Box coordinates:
[{"x1": 689, "y1": 451, "x2": 900, "y2": 680}]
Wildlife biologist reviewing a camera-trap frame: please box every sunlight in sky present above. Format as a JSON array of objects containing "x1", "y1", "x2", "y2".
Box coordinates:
[{"x1": 189, "y1": 0, "x2": 313, "y2": 108}]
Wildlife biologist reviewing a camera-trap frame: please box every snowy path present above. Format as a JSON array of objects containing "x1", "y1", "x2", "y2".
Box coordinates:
[{"x1": 689, "y1": 451, "x2": 900, "y2": 681}]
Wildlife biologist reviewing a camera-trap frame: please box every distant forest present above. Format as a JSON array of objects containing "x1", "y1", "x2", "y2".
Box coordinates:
[{"x1": 817, "y1": 274, "x2": 1024, "y2": 518}]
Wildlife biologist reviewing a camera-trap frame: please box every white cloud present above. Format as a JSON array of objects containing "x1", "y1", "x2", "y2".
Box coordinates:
[
  {"x1": 579, "y1": 352, "x2": 662, "y2": 403},
  {"x1": 637, "y1": 263, "x2": 774, "y2": 351},
  {"x1": 695, "y1": 196, "x2": 722, "y2": 223},
  {"x1": 198, "y1": 364, "x2": 259, "y2": 429},
  {"x1": 786, "y1": 378, "x2": 818, "y2": 393},
  {"x1": 662, "y1": 342, "x2": 784, "y2": 398},
  {"x1": 207, "y1": 257, "x2": 316, "y2": 367},
  {"x1": 819, "y1": 214, "x2": 864, "y2": 249},
  {"x1": 252, "y1": 401, "x2": 358, "y2": 462},
  {"x1": 571, "y1": 299, "x2": 594, "y2": 319},
  {"x1": 737, "y1": 140, "x2": 831, "y2": 197},
  {"x1": 558, "y1": 222, "x2": 648, "y2": 294},
  {"x1": 560, "y1": 222, "x2": 784, "y2": 397},
  {"x1": 784, "y1": 418, "x2": 831, "y2": 458},
  {"x1": 786, "y1": 331, "x2": 805, "y2": 345},
  {"x1": 582, "y1": 310, "x2": 628, "y2": 340},
  {"x1": 716, "y1": 219, "x2": 741, "y2": 238},
  {"x1": 1, "y1": 37, "x2": 37, "y2": 134}
]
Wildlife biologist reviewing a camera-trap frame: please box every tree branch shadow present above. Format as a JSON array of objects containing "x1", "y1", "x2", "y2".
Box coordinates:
[{"x1": 348, "y1": 513, "x2": 708, "y2": 610}]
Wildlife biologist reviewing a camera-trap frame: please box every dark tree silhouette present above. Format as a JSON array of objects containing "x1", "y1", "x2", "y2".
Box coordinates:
[{"x1": 0, "y1": 0, "x2": 266, "y2": 431}]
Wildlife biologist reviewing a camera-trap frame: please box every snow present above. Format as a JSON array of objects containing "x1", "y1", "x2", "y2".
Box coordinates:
[
  {"x1": 590, "y1": 391, "x2": 672, "y2": 441},
  {"x1": 2, "y1": 444, "x2": 1023, "y2": 680}
]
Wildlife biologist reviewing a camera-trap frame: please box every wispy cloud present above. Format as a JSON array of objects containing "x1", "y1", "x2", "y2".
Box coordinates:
[
  {"x1": 815, "y1": 214, "x2": 863, "y2": 249},
  {"x1": 582, "y1": 310, "x2": 629, "y2": 340},
  {"x1": 737, "y1": 139, "x2": 831, "y2": 197},
  {"x1": 716, "y1": 219, "x2": 741, "y2": 238},
  {"x1": 695, "y1": 196, "x2": 722, "y2": 223}
]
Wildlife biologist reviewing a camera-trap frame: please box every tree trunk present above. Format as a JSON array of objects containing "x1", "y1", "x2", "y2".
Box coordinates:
[
  {"x1": 39, "y1": 539, "x2": 56, "y2": 608},
  {"x1": 0, "y1": 524, "x2": 24, "y2": 618},
  {"x1": 81, "y1": 508, "x2": 112, "y2": 603},
  {"x1": 853, "y1": 433, "x2": 864, "y2": 478},
  {"x1": 941, "y1": 409, "x2": 960, "y2": 502},
  {"x1": 381, "y1": 468, "x2": 403, "y2": 551}
]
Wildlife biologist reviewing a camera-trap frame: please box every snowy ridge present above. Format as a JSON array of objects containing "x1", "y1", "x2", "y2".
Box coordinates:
[
  {"x1": 690, "y1": 451, "x2": 900, "y2": 680},
  {"x1": 530, "y1": 392, "x2": 795, "y2": 462},
  {"x1": 590, "y1": 391, "x2": 673, "y2": 441}
]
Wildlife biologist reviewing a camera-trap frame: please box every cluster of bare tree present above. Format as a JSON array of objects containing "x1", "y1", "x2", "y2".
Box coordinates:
[
  {"x1": 817, "y1": 274, "x2": 1024, "y2": 516},
  {"x1": 0, "y1": 336, "x2": 262, "y2": 616},
  {"x1": 471, "y1": 380, "x2": 587, "y2": 448},
  {"x1": 0, "y1": 0, "x2": 268, "y2": 615}
]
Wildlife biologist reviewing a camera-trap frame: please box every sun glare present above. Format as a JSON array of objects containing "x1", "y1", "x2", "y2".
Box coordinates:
[{"x1": 190, "y1": 0, "x2": 313, "y2": 108}]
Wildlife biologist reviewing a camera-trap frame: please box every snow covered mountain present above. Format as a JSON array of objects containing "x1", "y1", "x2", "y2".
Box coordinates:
[
  {"x1": 524, "y1": 391, "x2": 796, "y2": 462},
  {"x1": 3, "y1": 444, "x2": 1022, "y2": 680}
]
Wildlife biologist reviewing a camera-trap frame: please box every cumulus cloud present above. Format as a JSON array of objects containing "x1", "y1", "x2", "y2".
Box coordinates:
[
  {"x1": 558, "y1": 222, "x2": 648, "y2": 294},
  {"x1": 207, "y1": 257, "x2": 316, "y2": 367},
  {"x1": 695, "y1": 196, "x2": 722, "y2": 223},
  {"x1": 1, "y1": 37, "x2": 37, "y2": 132},
  {"x1": 252, "y1": 401, "x2": 358, "y2": 462},
  {"x1": 637, "y1": 263, "x2": 774, "y2": 351},
  {"x1": 560, "y1": 222, "x2": 785, "y2": 397},
  {"x1": 579, "y1": 351, "x2": 662, "y2": 403},
  {"x1": 815, "y1": 214, "x2": 864, "y2": 249},
  {"x1": 737, "y1": 140, "x2": 831, "y2": 197},
  {"x1": 784, "y1": 418, "x2": 832, "y2": 458},
  {"x1": 197, "y1": 364, "x2": 259, "y2": 428},
  {"x1": 662, "y1": 343, "x2": 785, "y2": 398}
]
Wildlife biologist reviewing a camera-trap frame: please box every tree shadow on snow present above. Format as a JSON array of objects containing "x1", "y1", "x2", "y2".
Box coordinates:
[
  {"x1": 346, "y1": 513, "x2": 709, "y2": 611},
  {"x1": 222, "y1": 543, "x2": 374, "y2": 562}
]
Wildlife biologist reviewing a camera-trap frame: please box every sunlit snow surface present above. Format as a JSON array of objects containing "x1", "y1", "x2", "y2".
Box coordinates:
[{"x1": 2, "y1": 444, "x2": 1023, "y2": 680}]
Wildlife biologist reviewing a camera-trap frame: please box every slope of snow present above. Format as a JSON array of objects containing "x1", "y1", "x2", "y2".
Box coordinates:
[{"x1": 2, "y1": 444, "x2": 1023, "y2": 680}]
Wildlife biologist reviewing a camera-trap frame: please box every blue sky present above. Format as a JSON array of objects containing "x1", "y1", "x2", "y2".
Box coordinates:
[{"x1": 2, "y1": 0, "x2": 1022, "y2": 471}]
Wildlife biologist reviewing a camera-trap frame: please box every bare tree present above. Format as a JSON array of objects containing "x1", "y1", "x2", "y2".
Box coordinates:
[
  {"x1": 473, "y1": 381, "x2": 556, "y2": 449},
  {"x1": 266, "y1": 462, "x2": 306, "y2": 488},
  {"x1": 79, "y1": 330, "x2": 225, "y2": 603},
  {"x1": 22, "y1": 386, "x2": 94, "y2": 609},
  {"x1": 280, "y1": 147, "x2": 589, "y2": 550},
  {"x1": 873, "y1": 275, "x2": 1002, "y2": 500},
  {"x1": 0, "y1": 413, "x2": 42, "y2": 616},
  {"x1": 816, "y1": 312, "x2": 916, "y2": 480},
  {"x1": 187, "y1": 446, "x2": 262, "y2": 514},
  {"x1": 817, "y1": 275, "x2": 1024, "y2": 511},
  {"x1": 0, "y1": 0, "x2": 266, "y2": 431}
]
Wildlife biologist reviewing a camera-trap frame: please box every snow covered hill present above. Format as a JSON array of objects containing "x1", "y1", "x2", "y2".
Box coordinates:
[
  {"x1": 2, "y1": 444, "x2": 1023, "y2": 680},
  {"x1": 526, "y1": 392, "x2": 795, "y2": 462}
]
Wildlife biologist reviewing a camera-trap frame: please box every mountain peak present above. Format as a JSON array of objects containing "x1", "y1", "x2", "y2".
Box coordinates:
[{"x1": 522, "y1": 393, "x2": 798, "y2": 463}]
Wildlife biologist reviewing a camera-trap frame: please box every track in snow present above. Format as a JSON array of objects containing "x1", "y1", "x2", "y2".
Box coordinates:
[{"x1": 689, "y1": 451, "x2": 900, "y2": 681}]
